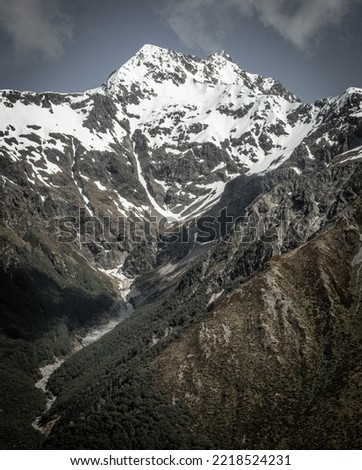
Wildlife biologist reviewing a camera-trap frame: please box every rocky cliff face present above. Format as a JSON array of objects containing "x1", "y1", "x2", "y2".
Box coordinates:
[
  {"x1": 1, "y1": 45, "x2": 361, "y2": 280},
  {"x1": 0, "y1": 44, "x2": 362, "y2": 449}
]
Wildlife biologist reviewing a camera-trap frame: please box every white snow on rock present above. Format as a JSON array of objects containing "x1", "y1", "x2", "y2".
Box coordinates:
[
  {"x1": 1, "y1": 44, "x2": 361, "y2": 222},
  {"x1": 98, "y1": 266, "x2": 134, "y2": 302}
]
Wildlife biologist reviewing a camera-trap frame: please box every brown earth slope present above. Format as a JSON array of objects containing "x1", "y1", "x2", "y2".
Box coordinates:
[{"x1": 153, "y1": 197, "x2": 362, "y2": 449}]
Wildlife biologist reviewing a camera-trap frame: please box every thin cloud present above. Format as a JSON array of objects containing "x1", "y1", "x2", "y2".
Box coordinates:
[
  {"x1": 159, "y1": 0, "x2": 223, "y2": 51},
  {"x1": 0, "y1": 0, "x2": 73, "y2": 59},
  {"x1": 251, "y1": 0, "x2": 361, "y2": 50},
  {"x1": 157, "y1": 0, "x2": 361, "y2": 51}
]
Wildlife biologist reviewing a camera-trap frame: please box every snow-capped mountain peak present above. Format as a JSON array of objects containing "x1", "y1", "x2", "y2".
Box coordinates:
[
  {"x1": 1, "y1": 44, "x2": 361, "y2": 224},
  {"x1": 105, "y1": 44, "x2": 298, "y2": 102},
  {"x1": 1, "y1": 44, "x2": 362, "y2": 452}
]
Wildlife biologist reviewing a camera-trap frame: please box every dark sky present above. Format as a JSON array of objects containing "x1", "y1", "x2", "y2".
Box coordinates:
[{"x1": 0, "y1": 0, "x2": 361, "y2": 102}]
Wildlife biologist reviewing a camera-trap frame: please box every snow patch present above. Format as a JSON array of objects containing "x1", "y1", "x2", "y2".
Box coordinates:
[
  {"x1": 94, "y1": 181, "x2": 107, "y2": 191},
  {"x1": 98, "y1": 267, "x2": 134, "y2": 302},
  {"x1": 291, "y1": 167, "x2": 302, "y2": 175}
]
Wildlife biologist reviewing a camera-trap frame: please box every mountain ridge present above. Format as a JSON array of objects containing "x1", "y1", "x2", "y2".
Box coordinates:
[
  {"x1": 0, "y1": 44, "x2": 362, "y2": 449},
  {"x1": 2, "y1": 44, "x2": 361, "y2": 227}
]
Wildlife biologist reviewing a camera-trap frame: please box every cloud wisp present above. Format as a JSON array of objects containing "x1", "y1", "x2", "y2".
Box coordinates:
[
  {"x1": 158, "y1": 0, "x2": 223, "y2": 52},
  {"x1": 251, "y1": 0, "x2": 361, "y2": 50},
  {"x1": 158, "y1": 0, "x2": 361, "y2": 51},
  {"x1": 0, "y1": 0, "x2": 73, "y2": 59}
]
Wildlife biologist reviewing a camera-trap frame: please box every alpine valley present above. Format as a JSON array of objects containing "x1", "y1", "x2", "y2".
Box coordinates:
[{"x1": 0, "y1": 45, "x2": 361, "y2": 449}]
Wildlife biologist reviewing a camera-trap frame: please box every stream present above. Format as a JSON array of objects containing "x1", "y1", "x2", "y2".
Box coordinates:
[
  {"x1": 31, "y1": 316, "x2": 126, "y2": 434},
  {"x1": 32, "y1": 269, "x2": 135, "y2": 434}
]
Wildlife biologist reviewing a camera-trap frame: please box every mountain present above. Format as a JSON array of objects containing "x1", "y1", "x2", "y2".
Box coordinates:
[
  {"x1": 0, "y1": 44, "x2": 361, "y2": 449},
  {"x1": 154, "y1": 196, "x2": 362, "y2": 449}
]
